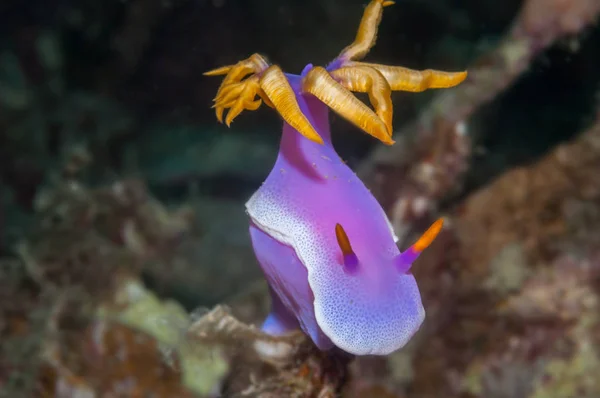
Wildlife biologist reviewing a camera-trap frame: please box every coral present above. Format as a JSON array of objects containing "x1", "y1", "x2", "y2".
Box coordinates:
[
  {"x1": 458, "y1": 108, "x2": 600, "y2": 272},
  {"x1": 100, "y1": 279, "x2": 229, "y2": 395},
  {"x1": 187, "y1": 306, "x2": 350, "y2": 397},
  {"x1": 38, "y1": 278, "x2": 229, "y2": 397}
]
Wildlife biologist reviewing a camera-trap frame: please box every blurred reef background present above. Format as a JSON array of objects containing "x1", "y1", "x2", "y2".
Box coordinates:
[{"x1": 1, "y1": 0, "x2": 600, "y2": 396}]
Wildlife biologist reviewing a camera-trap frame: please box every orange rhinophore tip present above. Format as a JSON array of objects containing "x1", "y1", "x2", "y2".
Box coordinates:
[
  {"x1": 335, "y1": 223, "x2": 355, "y2": 256},
  {"x1": 335, "y1": 223, "x2": 359, "y2": 271},
  {"x1": 412, "y1": 218, "x2": 443, "y2": 252}
]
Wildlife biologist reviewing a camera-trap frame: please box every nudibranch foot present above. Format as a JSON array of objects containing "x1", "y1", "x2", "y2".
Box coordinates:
[
  {"x1": 262, "y1": 286, "x2": 301, "y2": 335},
  {"x1": 249, "y1": 224, "x2": 334, "y2": 350}
]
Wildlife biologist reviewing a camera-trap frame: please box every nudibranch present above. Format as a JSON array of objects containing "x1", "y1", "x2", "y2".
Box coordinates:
[{"x1": 204, "y1": 0, "x2": 466, "y2": 355}]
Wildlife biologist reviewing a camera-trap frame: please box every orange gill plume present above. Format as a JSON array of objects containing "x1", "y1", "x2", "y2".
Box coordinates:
[
  {"x1": 335, "y1": 223, "x2": 359, "y2": 272},
  {"x1": 298, "y1": 0, "x2": 466, "y2": 143},
  {"x1": 259, "y1": 66, "x2": 323, "y2": 144},
  {"x1": 330, "y1": 66, "x2": 393, "y2": 134},
  {"x1": 347, "y1": 62, "x2": 468, "y2": 93},
  {"x1": 303, "y1": 66, "x2": 393, "y2": 144},
  {"x1": 204, "y1": 53, "x2": 271, "y2": 123},
  {"x1": 205, "y1": 54, "x2": 323, "y2": 143},
  {"x1": 338, "y1": 0, "x2": 396, "y2": 61},
  {"x1": 203, "y1": 0, "x2": 468, "y2": 145}
]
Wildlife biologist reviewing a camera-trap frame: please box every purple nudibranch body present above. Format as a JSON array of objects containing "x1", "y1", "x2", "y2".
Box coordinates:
[
  {"x1": 203, "y1": 0, "x2": 465, "y2": 357},
  {"x1": 246, "y1": 72, "x2": 425, "y2": 356}
]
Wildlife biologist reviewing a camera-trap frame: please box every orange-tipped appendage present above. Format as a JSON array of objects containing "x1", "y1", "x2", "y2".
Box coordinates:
[
  {"x1": 412, "y1": 218, "x2": 443, "y2": 252},
  {"x1": 204, "y1": 53, "x2": 269, "y2": 78},
  {"x1": 303, "y1": 66, "x2": 393, "y2": 145},
  {"x1": 203, "y1": 65, "x2": 234, "y2": 76},
  {"x1": 223, "y1": 76, "x2": 262, "y2": 126},
  {"x1": 203, "y1": 0, "x2": 468, "y2": 147},
  {"x1": 339, "y1": 0, "x2": 395, "y2": 61},
  {"x1": 331, "y1": 65, "x2": 394, "y2": 135},
  {"x1": 260, "y1": 65, "x2": 323, "y2": 145},
  {"x1": 335, "y1": 223, "x2": 355, "y2": 256},
  {"x1": 205, "y1": 54, "x2": 270, "y2": 122},
  {"x1": 210, "y1": 75, "x2": 265, "y2": 125},
  {"x1": 214, "y1": 83, "x2": 245, "y2": 104},
  {"x1": 352, "y1": 62, "x2": 468, "y2": 92}
]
